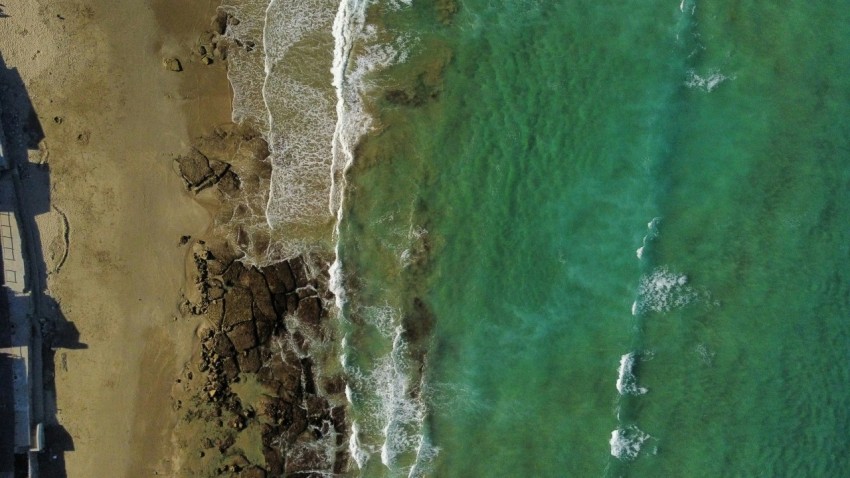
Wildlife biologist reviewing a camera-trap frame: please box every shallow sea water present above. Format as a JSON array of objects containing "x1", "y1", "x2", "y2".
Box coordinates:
[{"x1": 247, "y1": 0, "x2": 850, "y2": 475}]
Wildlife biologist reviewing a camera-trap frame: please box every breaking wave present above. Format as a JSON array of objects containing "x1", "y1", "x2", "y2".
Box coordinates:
[
  {"x1": 634, "y1": 266, "x2": 696, "y2": 314},
  {"x1": 610, "y1": 425, "x2": 652, "y2": 461},
  {"x1": 616, "y1": 352, "x2": 648, "y2": 396}
]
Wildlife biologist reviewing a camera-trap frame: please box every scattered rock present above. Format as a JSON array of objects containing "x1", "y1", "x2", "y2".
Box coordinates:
[
  {"x1": 176, "y1": 150, "x2": 214, "y2": 189},
  {"x1": 213, "y1": 44, "x2": 228, "y2": 61},
  {"x1": 163, "y1": 57, "x2": 183, "y2": 72},
  {"x1": 322, "y1": 375, "x2": 346, "y2": 396},
  {"x1": 222, "y1": 261, "x2": 247, "y2": 287},
  {"x1": 288, "y1": 256, "x2": 310, "y2": 289},
  {"x1": 222, "y1": 356, "x2": 240, "y2": 380},
  {"x1": 255, "y1": 319, "x2": 275, "y2": 345},
  {"x1": 285, "y1": 435, "x2": 327, "y2": 474},
  {"x1": 206, "y1": 238, "x2": 241, "y2": 269},
  {"x1": 212, "y1": 10, "x2": 228, "y2": 35},
  {"x1": 202, "y1": 56, "x2": 213, "y2": 65},
  {"x1": 207, "y1": 259, "x2": 228, "y2": 276},
  {"x1": 172, "y1": 128, "x2": 350, "y2": 475},
  {"x1": 207, "y1": 280, "x2": 225, "y2": 301},
  {"x1": 208, "y1": 158, "x2": 229, "y2": 177}
]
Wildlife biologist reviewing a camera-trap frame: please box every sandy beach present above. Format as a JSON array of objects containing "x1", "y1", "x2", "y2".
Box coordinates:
[{"x1": 0, "y1": 0, "x2": 231, "y2": 475}]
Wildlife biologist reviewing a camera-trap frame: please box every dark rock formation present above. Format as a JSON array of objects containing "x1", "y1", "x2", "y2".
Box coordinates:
[
  {"x1": 222, "y1": 286, "x2": 252, "y2": 329},
  {"x1": 236, "y1": 349, "x2": 262, "y2": 374},
  {"x1": 175, "y1": 125, "x2": 348, "y2": 476},
  {"x1": 296, "y1": 296, "x2": 322, "y2": 329},
  {"x1": 180, "y1": 239, "x2": 348, "y2": 475},
  {"x1": 177, "y1": 149, "x2": 215, "y2": 188},
  {"x1": 262, "y1": 261, "x2": 296, "y2": 294},
  {"x1": 226, "y1": 321, "x2": 257, "y2": 352},
  {"x1": 436, "y1": 0, "x2": 459, "y2": 24}
]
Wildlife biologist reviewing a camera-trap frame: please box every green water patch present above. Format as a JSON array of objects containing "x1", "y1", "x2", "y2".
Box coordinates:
[
  {"x1": 336, "y1": 0, "x2": 850, "y2": 476},
  {"x1": 418, "y1": 2, "x2": 682, "y2": 476},
  {"x1": 616, "y1": 1, "x2": 850, "y2": 476}
]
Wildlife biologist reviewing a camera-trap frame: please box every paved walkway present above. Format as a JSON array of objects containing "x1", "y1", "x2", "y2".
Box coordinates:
[
  {"x1": 0, "y1": 99, "x2": 7, "y2": 171},
  {"x1": 0, "y1": 174, "x2": 34, "y2": 474},
  {"x1": 0, "y1": 210, "x2": 25, "y2": 294}
]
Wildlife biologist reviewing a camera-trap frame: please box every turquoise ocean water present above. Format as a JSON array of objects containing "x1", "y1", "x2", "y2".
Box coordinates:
[{"x1": 238, "y1": 0, "x2": 850, "y2": 475}]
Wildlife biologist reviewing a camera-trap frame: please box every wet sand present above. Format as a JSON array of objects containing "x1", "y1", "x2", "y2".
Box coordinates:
[{"x1": 0, "y1": 0, "x2": 231, "y2": 476}]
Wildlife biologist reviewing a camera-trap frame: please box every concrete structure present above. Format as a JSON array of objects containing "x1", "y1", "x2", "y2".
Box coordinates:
[
  {"x1": 0, "y1": 98, "x2": 7, "y2": 170},
  {"x1": 0, "y1": 100, "x2": 41, "y2": 477}
]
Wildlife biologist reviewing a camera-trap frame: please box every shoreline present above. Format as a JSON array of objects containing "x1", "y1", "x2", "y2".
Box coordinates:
[
  {"x1": 168, "y1": 124, "x2": 348, "y2": 475},
  {"x1": 1, "y1": 1, "x2": 351, "y2": 475}
]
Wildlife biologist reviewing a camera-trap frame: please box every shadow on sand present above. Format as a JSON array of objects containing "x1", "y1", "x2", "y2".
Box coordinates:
[{"x1": 1, "y1": 50, "x2": 85, "y2": 478}]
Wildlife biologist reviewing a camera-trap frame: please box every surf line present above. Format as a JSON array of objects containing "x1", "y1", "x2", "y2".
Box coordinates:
[
  {"x1": 610, "y1": 217, "x2": 660, "y2": 462},
  {"x1": 328, "y1": 1, "x2": 437, "y2": 475}
]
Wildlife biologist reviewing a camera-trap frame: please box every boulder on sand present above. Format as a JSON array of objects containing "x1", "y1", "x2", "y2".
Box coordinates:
[
  {"x1": 177, "y1": 150, "x2": 213, "y2": 188},
  {"x1": 163, "y1": 57, "x2": 182, "y2": 71}
]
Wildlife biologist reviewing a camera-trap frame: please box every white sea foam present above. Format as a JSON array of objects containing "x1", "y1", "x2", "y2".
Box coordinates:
[
  {"x1": 349, "y1": 421, "x2": 370, "y2": 468},
  {"x1": 261, "y1": 0, "x2": 339, "y2": 229},
  {"x1": 328, "y1": 1, "x2": 435, "y2": 472},
  {"x1": 286, "y1": 418, "x2": 341, "y2": 474},
  {"x1": 637, "y1": 217, "x2": 661, "y2": 260},
  {"x1": 329, "y1": 252, "x2": 346, "y2": 309},
  {"x1": 408, "y1": 434, "x2": 440, "y2": 478},
  {"x1": 364, "y1": 304, "x2": 400, "y2": 338},
  {"x1": 647, "y1": 217, "x2": 662, "y2": 230},
  {"x1": 634, "y1": 266, "x2": 697, "y2": 315},
  {"x1": 616, "y1": 353, "x2": 648, "y2": 396},
  {"x1": 220, "y1": 0, "x2": 273, "y2": 128},
  {"x1": 685, "y1": 69, "x2": 734, "y2": 92},
  {"x1": 330, "y1": 0, "x2": 414, "y2": 219},
  {"x1": 610, "y1": 425, "x2": 651, "y2": 460},
  {"x1": 343, "y1": 325, "x2": 429, "y2": 473}
]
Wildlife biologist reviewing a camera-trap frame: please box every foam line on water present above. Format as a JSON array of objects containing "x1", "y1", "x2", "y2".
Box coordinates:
[
  {"x1": 342, "y1": 325, "x2": 429, "y2": 472},
  {"x1": 328, "y1": 0, "x2": 436, "y2": 473},
  {"x1": 633, "y1": 266, "x2": 696, "y2": 315},
  {"x1": 610, "y1": 425, "x2": 652, "y2": 460},
  {"x1": 685, "y1": 69, "x2": 734, "y2": 92},
  {"x1": 262, "y1": 0, "x2": 339, "y2": 229},
  {"x1": 220, "y1": 0, "x2": 273, "y2": 128},
  {"x1": 616, "y1": 353, "x2": 648, "y2": 396}
]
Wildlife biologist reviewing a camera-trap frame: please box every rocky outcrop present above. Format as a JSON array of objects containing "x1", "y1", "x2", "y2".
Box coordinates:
[
  {"x1": 176, "y1": 149, "x2": 231, "y2": 192},
  {"x1": 173, "y1": 142, "x2": 347, "y2": 475}
]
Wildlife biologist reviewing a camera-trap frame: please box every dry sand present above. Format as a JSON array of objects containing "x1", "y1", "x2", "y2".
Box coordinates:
[{"x1": 0, "y1": 0, "x2": 232, "y2": 476}]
